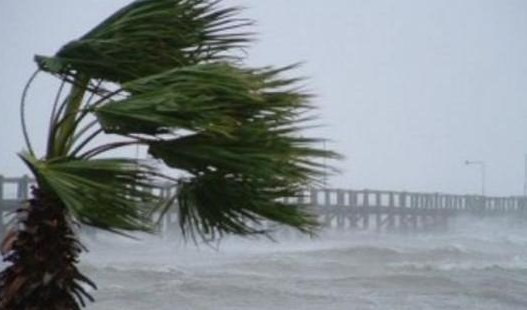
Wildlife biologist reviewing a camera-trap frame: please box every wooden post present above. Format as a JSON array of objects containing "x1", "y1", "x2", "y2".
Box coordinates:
[
  {"x1": 410, "y1": 194, "x2": 418, "y2": 230},
  {"x1": 348, "y1": 190, "x2": 359, "y2": 228},
  {"x1": 17, "y1": 175, "x2": 30, "y2": 200},
  {"x1": 375, "y1": 192, "x2": 382, "y2": 231},
  {"x1": 464, "y1": 195, "x2": 473, "y2": 215},
  {"x1": 324, "y1": 189, "x2": 330, "y2": 206},
  {"x1": 387, "y1": 192, "x2": 395, "y2": 230},
  {"x1": 362, "y1": 190, "x2": 370, "y2": 229},
  {"x1": 336, "y1": 190, "x2": 345, "y2": 229},
  {"x1": 398, "y1": 192, "x2": 406, "y2": 231},
  {"x1": 323, "y1": 189, "x2": 333, "y2": 227}
]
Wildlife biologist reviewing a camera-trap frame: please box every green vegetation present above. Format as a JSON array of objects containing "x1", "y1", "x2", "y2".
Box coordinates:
[{"x1": 0, "y1": 0, "x2": 337, "y2": 308}]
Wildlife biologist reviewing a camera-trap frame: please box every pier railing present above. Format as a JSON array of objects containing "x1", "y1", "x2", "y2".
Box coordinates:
[{"x1": 2, "y1": 176, "x2": 526, "y2": 232}]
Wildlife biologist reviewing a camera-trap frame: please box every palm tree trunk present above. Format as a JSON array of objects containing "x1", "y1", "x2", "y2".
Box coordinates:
[{"x1": 0, "y1": 187, "x2": 95, "y2": 309}]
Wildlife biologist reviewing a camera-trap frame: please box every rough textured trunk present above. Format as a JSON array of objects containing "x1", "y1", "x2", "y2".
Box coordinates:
[{"x1": 0, "y1": 187, "x2": 95, "y2": 309}]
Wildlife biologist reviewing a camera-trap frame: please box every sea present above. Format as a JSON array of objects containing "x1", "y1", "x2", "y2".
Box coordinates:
[{"x1": 79, "y1": 217, "x2": 527, "y2": 310}]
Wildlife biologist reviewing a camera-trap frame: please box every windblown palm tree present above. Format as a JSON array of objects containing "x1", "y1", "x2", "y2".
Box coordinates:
[{"x1": 0, "y1": 0, "x2": 337, "y2": 308}]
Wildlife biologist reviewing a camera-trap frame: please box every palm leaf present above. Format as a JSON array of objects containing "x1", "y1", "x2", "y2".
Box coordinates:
[
  {"x1": 20, "y1": 154, "x2": 158, "y2": 234},
  {"x1": 148, "y1": 125, "x2": 339, "y2": 238},
  {"x1": 35, "y1": 0, "x2": 251, "y2": 83},
  {"x1": 26, "y1": 0, "x2": 340, "y2": 241},
  {"x1": 148, "y1": 130, "x2": 335, "y2": 180},
  {"x1": 89, "y1": 60, "x2": 338, "y2": 238},
  {"x1": 176, "y1": 172, "x2": 318, "y2": 239},
  {"x1": 94, "y1": 63, "x2": 308, "y2": 136}
]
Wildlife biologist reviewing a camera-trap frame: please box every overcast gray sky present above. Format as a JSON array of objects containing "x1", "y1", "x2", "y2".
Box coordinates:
[{"x1": 1, "y1": 0, "x2": 527, "y2": 196}]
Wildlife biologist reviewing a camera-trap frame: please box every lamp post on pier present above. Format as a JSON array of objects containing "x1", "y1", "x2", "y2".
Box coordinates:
[{"x1": 465, "y1": 160, "x2": 486, "y2": 196}]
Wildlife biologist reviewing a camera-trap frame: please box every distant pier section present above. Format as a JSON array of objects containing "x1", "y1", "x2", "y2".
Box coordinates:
[{"x1": 1, "y1": 175, "x2": 527, "y2": 233}]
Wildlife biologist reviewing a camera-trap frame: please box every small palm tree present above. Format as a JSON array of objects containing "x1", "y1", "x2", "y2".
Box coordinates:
[{"x1": 0, "y1": 0, "x2": 337, "y2": 308}]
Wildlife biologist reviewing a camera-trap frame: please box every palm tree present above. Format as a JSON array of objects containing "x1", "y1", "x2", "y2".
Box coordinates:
[{"x1": 0, "y1": 0, "x2": 337, "y2": 308}]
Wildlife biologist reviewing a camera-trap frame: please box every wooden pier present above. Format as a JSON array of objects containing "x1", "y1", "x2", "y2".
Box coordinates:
[
  {"x1": 2, "y1": 175, "x2": 527, "y2": 234},
  {"x1": 288, "y1": 188, "x2": 527, "y2": 231}
]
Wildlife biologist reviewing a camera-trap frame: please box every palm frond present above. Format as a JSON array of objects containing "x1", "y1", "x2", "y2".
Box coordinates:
[
  {"x1": 20, "y1": 154, "x2": 158, "y2": 234},
  {"x1": 89, "y1": 60, "x2": 339, "y2": 238},
  {"x1": 176, "y1": 172, "x2": 319, "y2": 240},
  {"x1": 148, "y1": 130, "x2": 337, "y2": 181},
  {"x1": 24, "y1": 0, "x2": 340, "y2": 241},
  {"x1": 35, "y1": 0, "x2": 251, "y2": 83},
  {"x1": 93, "y1": 63, "x2": 309, "y2": 136},
  {"x1": 148, "y1": 124, "x2": 339, "y2": 238}
]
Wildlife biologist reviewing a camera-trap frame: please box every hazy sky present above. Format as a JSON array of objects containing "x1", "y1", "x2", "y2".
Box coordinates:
[{"x1": 1, "y1": 0, "x2": 527, "y2": 196}]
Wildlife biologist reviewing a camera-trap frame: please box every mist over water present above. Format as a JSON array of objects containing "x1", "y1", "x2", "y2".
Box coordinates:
[
  {"x1": 80, "y1": 218, "x2": 527, "y2": 310},
  {"x1": 1, "y1": 1, "x2": 525, "y2": 309}
]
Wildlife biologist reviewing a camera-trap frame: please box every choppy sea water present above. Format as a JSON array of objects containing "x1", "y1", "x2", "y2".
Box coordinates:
[{"x1": 81, "y1": 217, "x2": 527, "y2": 310}]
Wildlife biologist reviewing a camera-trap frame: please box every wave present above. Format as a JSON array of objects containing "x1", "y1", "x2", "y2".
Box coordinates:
[{"x1": 391, "y1": 261, "x2": 527, "y2": 272}]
